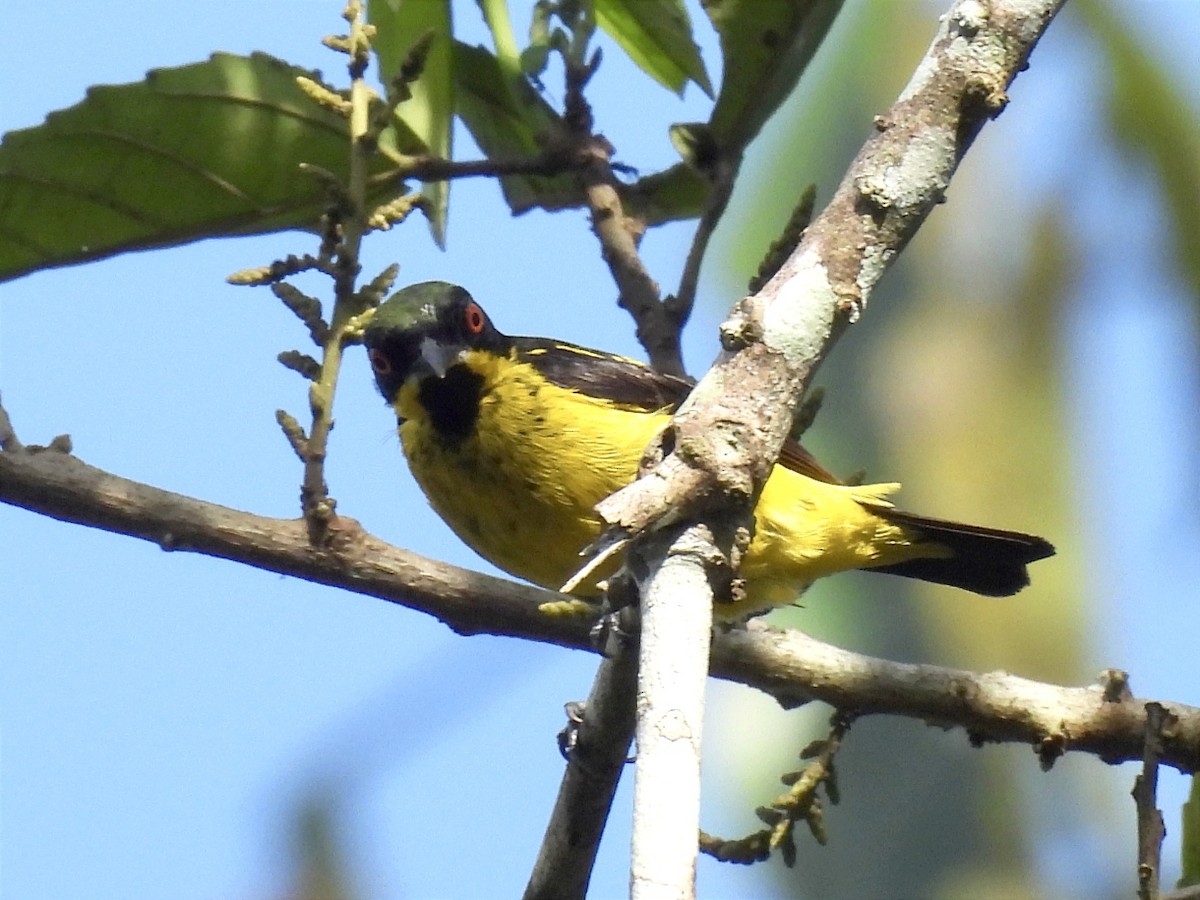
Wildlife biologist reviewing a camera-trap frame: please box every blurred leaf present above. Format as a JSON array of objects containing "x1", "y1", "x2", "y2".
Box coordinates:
[
  {"x1": 451, "y1": 40, "x2": 584, "y2": 214},
  {"x1": 623, "y1": 161, "x2": 710, "y2": 225},
  {"x1": 668, "y1": 122, "x2": 721, "y2": 171},
  {"x1": 702, "y1": 0, "x2": 844, "y2": 154},
  {"x1": 369, "y1": 0, "x2": 453, "y2": 245},
  {"x1": 860, "y1": 203, "x2": 1081, "y2": 897},
  {"x1": 595, "y1": 0, "x2": 713, "y2": 97},
  {"x1": 288, "y1": 793, "x2": 357, "y2": 900},
  {"x1": 1079, "y1": 0, "x2": 1200, "y2": 307},
  {"x1": 476, "y1": 0, "x2": 524, "y2": 76},
  {"x1": 1181, "y1": 775, "x2": 1200, "y2": 888},
  {"x1": 885, "y1": 204, "x2": 1081, "y2": 681},
  {"x1": 0, "y1": 52, "x2": 404, "y2": 285}
]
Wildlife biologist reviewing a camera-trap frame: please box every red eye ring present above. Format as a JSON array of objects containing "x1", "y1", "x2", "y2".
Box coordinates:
[
  {"x1": 464, "y1": 302, "x2": 486, "y2": 335},
  {"x1": 368, "y1": 348, "x2": 392, "y2": 375}
]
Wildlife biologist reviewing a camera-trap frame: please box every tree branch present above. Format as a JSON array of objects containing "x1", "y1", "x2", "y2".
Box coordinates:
[
  {"x1": 592, "y1": 1, "x2": 1068, "y2": 892},
  {"x1": 628, "y1": 526, "x2": 716, "y2": 899},
  {"x1": 562, "y1": 54, "x2": 685, "y2": 377},
  {"x1": 1135, "y1": 703, "x2": 1173, "y2": 900},
  {"x1": 596, "y1": 0, "x2": 1069, "y2": 539},
  {"x1": 3, "y1": 434, "x2": 1199, "y2": 775},
  {"x1": 0, "y1": 430, "x2": 580, "y2": 645},
  {"x1": 523, "y1": 635, "x2": 638, "y2": 900},
  {"x1": 383, "y1": 148, "x2": 581, "y2": 186}
]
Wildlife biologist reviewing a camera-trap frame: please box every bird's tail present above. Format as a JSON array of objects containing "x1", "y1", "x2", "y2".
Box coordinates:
[{"x1": 861, "y1": 505, "x2": 1055, "y2": 597}]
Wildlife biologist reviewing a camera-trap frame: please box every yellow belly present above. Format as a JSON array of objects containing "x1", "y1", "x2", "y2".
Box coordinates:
[{"x1": 397, "y1": 352, "x2": 932, "y2": 616}]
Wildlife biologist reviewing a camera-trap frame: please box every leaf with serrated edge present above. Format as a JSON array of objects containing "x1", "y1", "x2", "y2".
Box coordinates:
[{"x1": 0, "y1": 52, "x2": 404, "y2": 284}]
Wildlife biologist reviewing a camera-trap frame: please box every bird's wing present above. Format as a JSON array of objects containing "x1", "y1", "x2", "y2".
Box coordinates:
[
  {"x1": 777, "y1": 440, "x2": 843, "y2": 484},
  {"x1": 514, "y1": 338, "x2": 693, "y2": 412},
  {"x1": 515, "y1": 337, "x2": 843, "y2": 484}
]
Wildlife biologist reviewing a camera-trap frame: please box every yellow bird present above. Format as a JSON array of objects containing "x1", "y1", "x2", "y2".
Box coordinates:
[{"x1": 362, "y1": 281, "x2": 1053, "y2": 619}]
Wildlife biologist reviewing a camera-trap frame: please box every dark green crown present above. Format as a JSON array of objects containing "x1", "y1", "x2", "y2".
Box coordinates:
[{"x1": 366, "y1": 280, "x2": 474, "y2": 335}]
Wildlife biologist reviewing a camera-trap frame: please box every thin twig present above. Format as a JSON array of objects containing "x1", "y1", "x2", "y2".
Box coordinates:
[
  {"x1": 560, "y1": 42, "x2": 684, "y2": 376},
  {"x1": 382, "y1": 149, "x2": 580, "y2": 185},
  {"x1": 1135, "y1": 702, "x2": 1174, "y2": 900},
  {"x1": 523, "y1": 632, "x2": 639, "y2": 900},
  {"x1": 701, "y1": 712, "x2": 852, "y2": 866},
  {"x1": 580, "y1": 144, "x2": 680, "y2": 374},
  {"x1": 667, "y1": 170, "x2": 735, "y2": 332},
  {"x1": 295, "y1": 0, "x2": 376, "y2": 543}
]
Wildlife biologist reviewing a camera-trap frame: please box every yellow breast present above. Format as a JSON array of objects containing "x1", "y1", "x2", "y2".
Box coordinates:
[
  {"x1": 396, "y1": 349, "x2": 664, "y2": 593},
  {"x1": 395, "y1": 349, "x2": 931, "y2": 616}
]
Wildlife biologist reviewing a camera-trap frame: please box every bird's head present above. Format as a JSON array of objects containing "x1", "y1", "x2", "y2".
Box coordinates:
[{"x1": 362, "y1": 281, "x2": 504, "y2": 403}]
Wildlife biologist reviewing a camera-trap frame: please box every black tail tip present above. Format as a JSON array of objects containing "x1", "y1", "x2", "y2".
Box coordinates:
[
  {"x1": 872, "y1": 549, "x2": 1051, "y2": 597},
  {"x1": 867, "y1": 506, "x2": 1055, "y2": 596}
]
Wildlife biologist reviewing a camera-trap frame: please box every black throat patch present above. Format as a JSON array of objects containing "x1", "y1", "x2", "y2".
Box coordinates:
[{"x1": 417, "y1": 364, "x2": 485, "y2": 443}]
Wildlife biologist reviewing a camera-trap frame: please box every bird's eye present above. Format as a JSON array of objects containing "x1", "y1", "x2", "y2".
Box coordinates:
[
  {"x1": 368, "y1": 348, "x2": 392, "y2": 375},
  {"x1": 463, "y1": 302, "x2": 486, "y2": 335}
]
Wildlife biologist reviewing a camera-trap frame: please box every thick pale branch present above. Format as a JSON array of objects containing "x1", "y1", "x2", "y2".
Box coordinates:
[
  {"x1": 2, "y1": 442, "x2": 1198, "y2": 774},
  {"x1": 596, "y1": 0, "x2": 1068, "y2": 537},
  {"x1": 599, "y1": 3, "x2": 1066, "y2": 891},
  {"x1": 629, "y1": 528, "x2": 715, "y2": 898}
]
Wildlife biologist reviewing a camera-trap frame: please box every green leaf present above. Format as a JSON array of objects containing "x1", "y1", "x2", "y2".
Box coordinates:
[
  {"x1": 1181, "y1": 775, "x2": 1200, "y2": 888},
  {"x1": 595, "y1": 0, "x2": 713, "y2": 98},
  {"x1": 369, "y1": 0, "x2": 454, "y2": 245},
  {"x1": 702, "y1": 0, "x2": 844, "y2": 154},
  {"x1": 1078, "y1": 0, "x2": 1200, "y2": 312},
  {"x1": 0, "y1": 52, "x2": 403, "y2": 285},
  {"x1": 623, "y1": 162, "x2": 711, "y2": 225},
  {"x1": 451, "y1": 40, "x2": 584, "y2": 215},
  {"x1": 476, "y1": 0, "x2": 524, "y2": 77}
]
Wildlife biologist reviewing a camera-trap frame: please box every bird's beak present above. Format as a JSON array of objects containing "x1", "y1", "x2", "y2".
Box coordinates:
[{"x1": 417, "y1": 336, "x2": 463, "y2": 379}]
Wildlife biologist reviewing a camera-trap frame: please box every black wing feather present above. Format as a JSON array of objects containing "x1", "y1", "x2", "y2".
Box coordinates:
[{"x1": 513, "y1": 337, "x2": 692, "y2": 412}]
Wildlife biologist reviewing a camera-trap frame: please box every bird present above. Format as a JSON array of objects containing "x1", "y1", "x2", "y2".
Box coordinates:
[{"x1": 361, "y1": 281, "x2": 1054, "y2": 619}]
